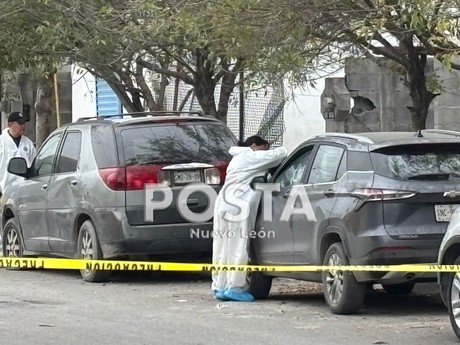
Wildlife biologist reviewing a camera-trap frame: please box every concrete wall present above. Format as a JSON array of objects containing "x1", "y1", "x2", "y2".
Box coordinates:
[
  {"x1": 282, "y1": 81, "x2": 328, "y2": 153},
  {"x1": 433, "y1": 59, "x2": 460, "y2": 131},
  {"x1": 72, "y1": 66, "x2": 97, "y2": 121},
  {"x1": 321, "y1": 57, "x2": 442, "y2": 133}
]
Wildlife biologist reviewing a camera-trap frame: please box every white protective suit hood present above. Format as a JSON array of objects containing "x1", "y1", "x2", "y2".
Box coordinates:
[{"x1": 212, "y1": 145, "x2": 288, "y2": 299}]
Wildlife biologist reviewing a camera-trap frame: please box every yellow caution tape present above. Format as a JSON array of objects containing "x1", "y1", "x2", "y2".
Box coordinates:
[{"x1": 0, "y1": 257, "x2": 459, "y2": 272}]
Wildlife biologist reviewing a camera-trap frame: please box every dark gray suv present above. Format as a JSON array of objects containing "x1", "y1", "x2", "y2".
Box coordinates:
[
  {"x1": 1, "y1": 111, "x2": 237, "y2": 282},
  {"x1": 248, "y1": 130, "x2": 460, "y2": 314}
]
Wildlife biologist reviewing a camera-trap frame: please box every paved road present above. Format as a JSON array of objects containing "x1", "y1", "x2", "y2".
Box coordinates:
[{"x1": 0, "y1": 269, "x2": 457, "y2": 345}]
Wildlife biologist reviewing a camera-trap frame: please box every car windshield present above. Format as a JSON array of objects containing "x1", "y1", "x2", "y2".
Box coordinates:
[
  {"x1": 121, "y1": 123, "x2": 236, "y2": 165},
  {"x1": 371, "y1": 144, "x2": 460, "y2": 180}
]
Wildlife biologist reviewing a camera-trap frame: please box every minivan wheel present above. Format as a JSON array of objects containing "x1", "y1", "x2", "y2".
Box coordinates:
[
  {"x1": 381, "y1": 282, "x2": 415, "y2": 295},
  {"x1": 77, "y1": 220, "x2": 111, "y2": 283},
  {"x1": 2, "y1": 218, "x2": 23, "y2": 258},
  {"x1": 447, "y1": 256, "x2": 460, "y2": 339},
  {"x1": 322, "y1": 242, "x2": 366, "y2": 315}
]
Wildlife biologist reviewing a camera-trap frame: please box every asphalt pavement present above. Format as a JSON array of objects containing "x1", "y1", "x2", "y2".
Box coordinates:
[{"x1": 0, "y1": 269, "x2": 458, "y2": 345}]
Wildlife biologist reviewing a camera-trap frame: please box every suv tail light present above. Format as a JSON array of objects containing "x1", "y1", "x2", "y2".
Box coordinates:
[{"x1": 351, "y1": 188, "x2": 417, "y2": 201}]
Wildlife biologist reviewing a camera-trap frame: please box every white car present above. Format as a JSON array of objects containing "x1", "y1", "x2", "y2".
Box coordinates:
[{"x1": 438, "y1": 206, "x2": 460, "y2": 339}]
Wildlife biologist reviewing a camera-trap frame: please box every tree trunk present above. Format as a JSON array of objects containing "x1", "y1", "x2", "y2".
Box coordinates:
[
  {"x1": 400, "y1": 37, "x2": 437, "y2": 131},
  {"x1": 35, "y1": 76, "x2": 54, "y2": 148},
  {"x1": 217, "y1": 71, "x2": 239, "y2": 125},
  {"x1": 406, "y1": 67, "x2": 435, "y2": 131},
  {"x1": 194, "y1": 77, "x2": 218, "y2": 120}
]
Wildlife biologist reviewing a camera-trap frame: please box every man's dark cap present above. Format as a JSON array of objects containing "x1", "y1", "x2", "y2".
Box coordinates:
[{"x1": 8, "y1": 112, "x2": 28, "y2": 124}]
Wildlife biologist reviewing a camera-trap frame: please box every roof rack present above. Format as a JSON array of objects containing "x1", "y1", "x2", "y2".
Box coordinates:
[
  {"x1": 421, "y1": 129, "x2": 460, "y2": 137},
  {"x1": 309, "y1": 132, "x2": 374, "y2": 144},
  {"x1": 76, "y1": 111, "x2": 204, "y2": 122}
]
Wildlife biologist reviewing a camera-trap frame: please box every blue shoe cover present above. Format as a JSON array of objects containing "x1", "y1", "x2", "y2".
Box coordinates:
[
  {"x1": 213, "y1": 290, "x2": 229, "y2": 301},
  {"x1": 223, "y1": 289, "x2": 255, "y2": 302}
]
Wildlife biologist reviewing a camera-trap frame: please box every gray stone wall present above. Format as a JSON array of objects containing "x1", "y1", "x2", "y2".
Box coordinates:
[{"x1": 321, "y1": 57, "x2": 444, "y2": 133}]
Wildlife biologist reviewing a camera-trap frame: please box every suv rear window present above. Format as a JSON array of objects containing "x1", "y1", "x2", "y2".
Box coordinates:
[
  {"x1": 370, "y1": 144, "x2": 460, "y2": 180},
  {"x1": 120, "y1": 122, "x2": 237, "y2": 165}
]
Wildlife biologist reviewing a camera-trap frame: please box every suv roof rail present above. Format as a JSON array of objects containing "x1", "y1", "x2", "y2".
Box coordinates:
[
  {"x1": 76, "y1": 111, "x2": 205, "y2": 122},
  {"x1": 309, "y1": 132, "x2": 374, "y2": 144},
  {"x1": 421, "y1": 129, "x2": 460, "y2": 137}
]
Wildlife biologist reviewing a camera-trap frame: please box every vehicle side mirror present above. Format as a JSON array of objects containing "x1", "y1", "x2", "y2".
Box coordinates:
[
  {"x1": 7, "y1": 157, "x2": 29, "y2": 178},
  {"x1": 250, "y1": 175, "x2": 267, "y2": 190}
]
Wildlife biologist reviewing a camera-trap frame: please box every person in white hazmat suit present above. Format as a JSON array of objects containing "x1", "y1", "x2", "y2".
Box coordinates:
[
  {"x1": 212, "y1": 135, "x2": 288, "y2": 301},
  {"x1": 0, "y1": 112, "x2": 36, "y2": 196}
]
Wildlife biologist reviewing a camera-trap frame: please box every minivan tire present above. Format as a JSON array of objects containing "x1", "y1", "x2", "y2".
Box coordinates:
[
  {"x1": 322, "y1": 242, "x2": 366, "y2": 315},
  {"x1": 77, "y1": 220, "x2": 111, "y2": 283},
  {"x1": 2, "y1": 218, "x2": 24, "y2": 258}
]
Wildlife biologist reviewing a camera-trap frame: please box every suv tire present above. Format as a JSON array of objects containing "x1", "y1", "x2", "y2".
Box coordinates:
[
  {"x1": 322, "y1": 242, "x2": 366, "y2": 315},
  {"x1": 248, "y1": 272, "x2": 273, "y2": 299},
  {"x1": 447, "y1": 256, "x2": 460, "y2": 339},
  {"x1": 77, "y1": 220, "x2": 111, "y2": 283},
  {"x1": 247, "y1": 244, "x2": 272, "y2": 299}
]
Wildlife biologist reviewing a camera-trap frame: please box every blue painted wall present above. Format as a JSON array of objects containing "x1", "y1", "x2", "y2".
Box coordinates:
[{"x1": 95, "y1": 77, "x2": 122, "y2": 116}]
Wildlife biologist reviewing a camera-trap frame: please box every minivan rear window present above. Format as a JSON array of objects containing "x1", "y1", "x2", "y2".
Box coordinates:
[
  {"x1": 121, "y1": 123, "x2": 237, "y2": 165},
  {"x1": 370, "y1": 144, "x2": 460, "y2": 180}
]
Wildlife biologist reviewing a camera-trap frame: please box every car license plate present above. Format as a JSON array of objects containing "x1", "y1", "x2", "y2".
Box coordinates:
[
  {"x1": 173, "y1": 170, "x2": 201, "y2": 184},
  {"x1": 435, "y1": 205, "x2": 460, "y2": 222}
]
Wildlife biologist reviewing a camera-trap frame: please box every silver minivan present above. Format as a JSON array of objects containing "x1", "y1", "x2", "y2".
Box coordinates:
[{"x1": 1, "y1": 112, "x2": 237, "y2": 282}]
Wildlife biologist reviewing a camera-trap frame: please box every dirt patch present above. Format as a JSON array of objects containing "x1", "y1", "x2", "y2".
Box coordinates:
[{"x1": 271, "y1": 278, "x2": 323, "y2": 295}]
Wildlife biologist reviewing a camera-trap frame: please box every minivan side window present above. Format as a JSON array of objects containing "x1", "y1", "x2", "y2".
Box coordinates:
[
  {"x1": 55, "y1": 132, "x2": 82, "y2": 173},
  {"x1": 275, "y1": 148, "x2": 313, "y2": 189},
  {"x1": 308, "y1": 145, "x2": 345, "y2": 184},
  {"x1": 32, "y1": 133, "x2": 63, "y2": 176},
  {"x1": 91, "y1": 125, "x2": 118, "y2": 168}
]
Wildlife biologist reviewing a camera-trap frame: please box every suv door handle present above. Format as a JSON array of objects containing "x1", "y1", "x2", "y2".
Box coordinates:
[
  {"x1": 70, "y1": 179, "x2": 78, "y2": 186},
  {"x1": 41, "y1": 184, "x2": 48, "y2": 190},
  {"x1": 324, "y1": 189, "x2": 335, "y2": 198}
]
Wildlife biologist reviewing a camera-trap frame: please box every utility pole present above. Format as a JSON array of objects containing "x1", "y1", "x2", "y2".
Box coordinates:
[{"x1": 239, "y1": 71, "x2": 244, "y2": 142}]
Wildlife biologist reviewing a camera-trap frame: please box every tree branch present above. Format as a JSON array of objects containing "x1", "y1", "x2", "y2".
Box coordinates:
[
  {"x1": 136, "y1": 58, "x2": 194, "y2": 84},
  {"x1": 342, "y1": 29, "x2": 411, "y2": 69},
  {"x1": 135, "y1": 62, "x2": 158, "y2": 111},
  {"x1": 178, "y1": 88, "x2": 194, "y2": 111}
]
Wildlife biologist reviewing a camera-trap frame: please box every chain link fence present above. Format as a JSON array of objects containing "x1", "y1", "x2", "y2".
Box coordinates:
[{"x1": 162, "y1": 80, "x2": 285, "y2": 147}]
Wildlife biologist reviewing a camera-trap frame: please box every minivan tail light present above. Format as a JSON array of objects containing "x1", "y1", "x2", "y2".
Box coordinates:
[
  {"x1": 204, "y1": 167, "x2": 221, "y2": 185},
  {"x1": 98, "y1": 167, "x2": 126, "y2": 191},
  {"x1": 351, "y1": 188, "x2": 417, "y2": 201},
  {"x1": 99, "y1": 165, "x2": 163, "y2": 191}
]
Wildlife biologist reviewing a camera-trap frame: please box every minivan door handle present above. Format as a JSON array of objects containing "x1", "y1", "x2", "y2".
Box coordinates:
[
  {"x1": 70, "y1": 179, "x2": 78, "y2": 186},
  {"x1": 324, "y1": 189, "x2": 335, "y2": 198},
  {"x1": 41, "y1": 184, "x2": 48, "y2": 190}
]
